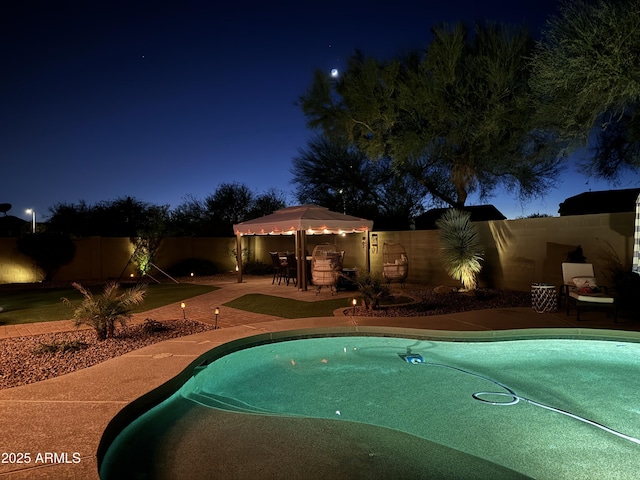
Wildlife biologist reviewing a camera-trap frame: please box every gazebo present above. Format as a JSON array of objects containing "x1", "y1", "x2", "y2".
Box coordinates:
[{"x1": 233, "y1": 204, "x2": 374, "y2": 290}]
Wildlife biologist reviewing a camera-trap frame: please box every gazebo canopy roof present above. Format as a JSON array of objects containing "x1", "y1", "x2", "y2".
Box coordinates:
[{"x1": 233, "y1": 204, "x2": 373, "y2": 235}]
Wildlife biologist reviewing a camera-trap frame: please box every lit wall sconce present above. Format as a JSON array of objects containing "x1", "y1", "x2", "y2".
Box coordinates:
[
  {"x1": 181, "y1": 302, "x2": 186, "y2": 319},
  {"x1": 214, "y1": 307, "x2": 220, "y2": 329}
]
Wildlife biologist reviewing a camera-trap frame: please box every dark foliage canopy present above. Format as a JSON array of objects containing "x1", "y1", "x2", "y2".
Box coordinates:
[
  {"x1": 172, "y1": 183, "x2": 287, "y2": 236},
  {"x1": 300, "y1": 22, "x2": 563, "y2": 208},
  {"x1": 47, "y1": 197, "x2": 169, "y2": 238},
  {"x1": 530, "y1": 0, "x2": 640, "y2": 180},
  {"x1": 46, "y1": 186, "x2": 286, "y2": 238},
  {"x1": 291, "y1": 135, "x2": 428, "y2": 229}
]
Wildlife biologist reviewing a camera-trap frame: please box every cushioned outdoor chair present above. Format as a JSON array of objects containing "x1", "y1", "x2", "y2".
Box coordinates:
[
  {"x1": 560, "y1": 262, "x2": 617, "y2": 322},
  {"x1": 382, "y1": 242, "x2": 409, "y2": 287}
]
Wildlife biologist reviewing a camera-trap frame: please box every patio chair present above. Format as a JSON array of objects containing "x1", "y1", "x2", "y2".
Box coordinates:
[
  {"x1": 382, "y1": 243, "x2": 409, "y2": 287},
  {"x1": 269, "y1": 252, "x2": 287, "y2": 285},
  {"x1": 285, "y1": 252, "x2": 297, "y2": 287},
  {"x1": 311, "y1": 244, "x2": 342, "y2": 295},
  {"x1": 560, "y1": 262, "x2": 617, "y2": 322}
]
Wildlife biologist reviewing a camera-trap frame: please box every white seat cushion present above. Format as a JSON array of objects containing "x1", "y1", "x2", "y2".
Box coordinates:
[{"x1": 569, "y1": 291, "x2": 614, "y2": 304}]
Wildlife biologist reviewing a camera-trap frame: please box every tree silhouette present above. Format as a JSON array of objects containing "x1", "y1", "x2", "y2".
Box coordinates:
[
  {"x1": 300, "y1": 22, "x2": 563, "y2": 208},
  {"x1": 530, "y1": 0, "x2": 640, "y2": 180},
  {"x1": 291, "y1": 135, "x2": 427, "y2": 229},
  {"x1": 48, "y1": 197, "x2": 169, "y2": 237}
]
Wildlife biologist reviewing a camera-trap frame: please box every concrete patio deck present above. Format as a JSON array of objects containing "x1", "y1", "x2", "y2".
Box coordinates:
[{"x1": 0, "y1": 276, "x2": 637, "y2": 479}]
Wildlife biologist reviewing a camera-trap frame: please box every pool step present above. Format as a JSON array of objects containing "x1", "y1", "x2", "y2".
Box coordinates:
[{"x1": 182, "y1": 391, "x2": 279, "y2": 415}]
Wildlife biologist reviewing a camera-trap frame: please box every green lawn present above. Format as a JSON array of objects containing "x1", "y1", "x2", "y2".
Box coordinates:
[
  {"x1": 0, "y1": 283, "x2": 218, "y2": 326},
  {"x1": 223, "y1": 294, "x2": 353, "y2": 319}
]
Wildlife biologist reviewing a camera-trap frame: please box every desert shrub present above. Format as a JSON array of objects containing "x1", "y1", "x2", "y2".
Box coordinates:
[
  {"x1": 33, "y1": 340, "x2": 89, "y2": 354},
  {"x1": 168, "y1": 258, "x2": 220, "y2": 277},
  {"x1": 354, "y1": 272, "x2": 390, "y2": 311},
  {"x1": 142, "y1": 318, "x2": 170, "y2": 334},
  {"x1": 598, "y1": 240, "x2": 640, "y2": 313},
  {"x1": 567, "y1": 245, "x2": 586, "y2": 263}
]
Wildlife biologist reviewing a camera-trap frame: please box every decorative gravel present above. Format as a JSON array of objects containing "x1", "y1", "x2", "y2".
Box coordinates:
[
  {"x1": 0, "y1": 319, "x2": 214, "y2": 390},
  {"x1": 351, "y1": 287, "x2": 532, "y2": 316}
]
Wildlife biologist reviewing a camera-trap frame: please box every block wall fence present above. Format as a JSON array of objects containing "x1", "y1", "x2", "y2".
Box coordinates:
[{"x1": 0, "y1": 212, "x2": 635, "y2": 292}]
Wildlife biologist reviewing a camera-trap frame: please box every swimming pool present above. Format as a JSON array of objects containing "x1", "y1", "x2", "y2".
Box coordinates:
[{"x1": 99, "y1": 331, "x2": 640, "y2": 479}]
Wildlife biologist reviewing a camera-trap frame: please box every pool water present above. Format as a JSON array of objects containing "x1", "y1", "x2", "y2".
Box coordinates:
[{"x1": 100, "y1": 336, "x2": 640, "y2": 479}]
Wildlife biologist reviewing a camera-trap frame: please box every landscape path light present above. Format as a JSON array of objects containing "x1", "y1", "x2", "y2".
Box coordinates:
[
  {"x1": 214, "y1": 307, "x2": 220, "y2": 329},
  {"x1": 181, "y1": 302, "x2": 186, "y2": 319}
]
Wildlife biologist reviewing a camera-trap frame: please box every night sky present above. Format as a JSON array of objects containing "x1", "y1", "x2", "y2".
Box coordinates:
[{"x1": 3, "y1": 0, "x2": 638, "y2": 224}]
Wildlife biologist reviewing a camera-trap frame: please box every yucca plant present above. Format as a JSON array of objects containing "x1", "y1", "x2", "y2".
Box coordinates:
[
  {"x1": 63, "y1": 282, "x2": 147, "y2": 340},
  {"x1": 436, "y1": 209, "x2": 484, "y2": 291}
]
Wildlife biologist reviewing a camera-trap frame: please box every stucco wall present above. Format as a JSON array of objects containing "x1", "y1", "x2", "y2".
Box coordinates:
[
  {"x1": 474, "y1": 212, "x2": 634, "y2": 291},
  {"x1": 248, "y1": 212, "x2": 635, "y2": 291},
  {"x1": 0, "y1": 212, "x2": 635, "y2": 291}
]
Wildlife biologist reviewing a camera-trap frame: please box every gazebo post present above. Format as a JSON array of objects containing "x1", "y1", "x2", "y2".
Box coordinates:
[
  {"x1": 295, "y1": 231, "x2": 300, "y2": 290},
  {"x1": 236, "y1": 233, "x2": 243, "y2": 283},
  {"x1": 295, "y1": 230, "x2": 308, "y2": 291},
  {"x1": 301, "y1": 230, "x2": 308, "y2": 290},
  {"x1": 364, "y1": 231, "x2": 371, "y2": 273},
  {"x1": 634, "y1": 193, "x2": 640, "y2": 275}
]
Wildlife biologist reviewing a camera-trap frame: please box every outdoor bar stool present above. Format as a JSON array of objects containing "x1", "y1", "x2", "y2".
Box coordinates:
[{"x1": 269, "y1": 251, "x2": 287, "y2": 285}]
